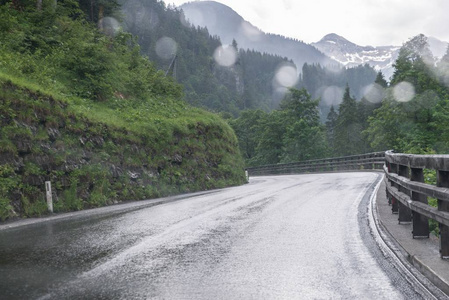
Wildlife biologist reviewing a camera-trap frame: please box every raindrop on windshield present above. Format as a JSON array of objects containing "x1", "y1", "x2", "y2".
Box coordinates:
[
  {"x1": 213, "y1": 45, "x2": 237, "y2": 67},
  {"x1": 99, "y1": 17, "x2": 121, "y2": 37},
  {"x1": 322, "y1": 86, "x2": 344, "y2": 106},
  {"x1": 155, "y1": 37, "x2": 178, "y2": 60},
  {"x1": 363, "y1": 83, "x2": 385, "y2": 103},
  {"x1": 393, "y1": 81, "x2": 415, "y2": 102},
  {"x1": 274, "y1": 65, "x2": 298, "y2": 88}
]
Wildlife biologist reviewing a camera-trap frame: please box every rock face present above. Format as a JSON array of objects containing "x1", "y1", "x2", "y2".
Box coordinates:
[{"x1": 0, "y1": 83, "x2": 245, "y2": 221}]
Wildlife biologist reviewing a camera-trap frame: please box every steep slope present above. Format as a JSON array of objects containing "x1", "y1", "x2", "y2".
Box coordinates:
[
  {"x1": 179, "y1": 1, "x2": 336, "y2": 70},
  {"x1": 121, "y1": 0, "x2": 294, "y2": 113},
  {"x1": 0, "y1": 2, "x2": 245, "y2": 221}
]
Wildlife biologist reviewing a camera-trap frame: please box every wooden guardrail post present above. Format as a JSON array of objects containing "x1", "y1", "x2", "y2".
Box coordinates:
[
  {"x1": 411, "y1": 167, "x2": 429, "y2": 238},
  {"x1": 398, "y1": 164, "x2": 412, "y2": 223},
  {"x1": 389, "y1": 162, "x2": 399, "y2": 213},
  {"x1": 385, "y1": 160, "x2": 392, "y2": 205},
  {"x1": 384, "y1": 150, "x2": 449, "y2": 259},
  {"x1": 366, "y1": 154, "x2": 372, "y2": 169},
  {"x1": 437, "y1": 170, "x2": 449, "y2": 258}
]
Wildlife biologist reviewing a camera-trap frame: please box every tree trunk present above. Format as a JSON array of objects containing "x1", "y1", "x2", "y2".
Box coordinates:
[
  {"x1": 90, "y1": 0, "x2": 95, "y2": 22},
  {"x1": 98, "y1": 4, "x2": 104, "y2": 30}
]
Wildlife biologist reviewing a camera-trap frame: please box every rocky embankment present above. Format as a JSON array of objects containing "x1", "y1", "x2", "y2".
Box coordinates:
[{"x1": 0, "y1": 82, "x2": 245, "y2": 221}]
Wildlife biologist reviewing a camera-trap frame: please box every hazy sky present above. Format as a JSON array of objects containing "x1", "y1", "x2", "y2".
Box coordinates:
[{"x1": 167, "y1": 0, "x2": 449, "y2": 46}]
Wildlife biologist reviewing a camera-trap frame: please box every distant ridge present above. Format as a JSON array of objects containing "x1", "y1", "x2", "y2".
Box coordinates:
[{"x1": 180, "y1": 1, "x2": 336, "y2": 70}]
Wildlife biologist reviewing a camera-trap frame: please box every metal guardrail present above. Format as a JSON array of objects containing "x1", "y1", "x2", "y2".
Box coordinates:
[
  {"x1": 246, "y1": 152, "x2": 385, "y2": 176},
  {"x1": 385, "y1": 150, "x2": 449, "y2": 259}
]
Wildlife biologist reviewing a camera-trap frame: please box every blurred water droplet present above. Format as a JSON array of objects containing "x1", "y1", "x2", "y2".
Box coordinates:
[
  {"x1": 363, "y1": 83, "x2": 385, "y2": 103},
  {"x1": 155, "y1": 37, "x2": 177, "y2": 60},
  {"x1": 100, "y1": 17, "x2": 120, "y2": 37},
  {"x1": 274, "y1": 65, "x2": 298, "y2": 88},
  {"x1": 322, "y1": 86, "x2": 344, "y2": 106},
  {"x1": 213, "y1": 45, "x2": 237, "y2": 67},
  {"x1": 393, "y1": 81, "x2": 415, "y2": 102}
]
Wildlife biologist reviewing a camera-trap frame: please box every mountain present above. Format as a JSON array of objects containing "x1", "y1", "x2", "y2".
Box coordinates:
[
  {"x1": 312, "y1": 33, "x2": 448, "y2": 81},
  {"x1": 312, "y1": 33, "x2": 399, "y2": 80},
  {"x1": 179, "y1": 1, "x2": 336, "y2": 70}
]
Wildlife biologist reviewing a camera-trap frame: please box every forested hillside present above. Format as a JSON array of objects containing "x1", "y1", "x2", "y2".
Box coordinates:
[
  {"x1": 121, "y1": 0, "x2": 293, "y2": 115},
  {"x1": 299, "y1": 63, "x2": 378, "y2": 121},
  {"x1": 232, "y1": 35, "x2": 449, "y2": 166},
  {"x1": 0, "y1": 0, "x2": 245, "y2": 221}
]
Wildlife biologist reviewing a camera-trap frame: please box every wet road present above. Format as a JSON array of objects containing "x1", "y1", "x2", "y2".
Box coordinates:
[{"x1": 0, "y1": 173, "x2": 425, "y2": 299}]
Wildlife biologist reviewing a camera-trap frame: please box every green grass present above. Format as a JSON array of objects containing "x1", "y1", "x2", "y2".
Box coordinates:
[{"x1": 0, "y1": 3, "x2": 245, "y2": 221}]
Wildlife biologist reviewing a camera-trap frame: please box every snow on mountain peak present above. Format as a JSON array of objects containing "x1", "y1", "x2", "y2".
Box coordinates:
[
  {"x1": 312, "y1": 33, "x2": 447, "y2": 80},
  {"x1": 313, "y1": 34, "x2": 399, "y2": 80}
]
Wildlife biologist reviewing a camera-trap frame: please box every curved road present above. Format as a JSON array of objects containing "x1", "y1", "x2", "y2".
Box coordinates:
[{"x1": 0, "y1": 173, "x2": 429, "y2": 299}]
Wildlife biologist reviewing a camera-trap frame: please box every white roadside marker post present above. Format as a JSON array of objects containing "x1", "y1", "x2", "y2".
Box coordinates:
[{"x1": 45, "y1": 181, "x2": 53, "y2": 213}]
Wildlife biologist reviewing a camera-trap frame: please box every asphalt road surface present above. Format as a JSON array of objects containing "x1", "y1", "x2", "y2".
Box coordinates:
[{"x1": 0, "y1": 173, "x2": 429, "y2": 299}]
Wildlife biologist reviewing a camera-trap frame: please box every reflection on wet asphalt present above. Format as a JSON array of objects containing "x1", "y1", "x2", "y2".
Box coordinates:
[{"x1": 0, "y1": 173, "x2": 421, "y2": 299}]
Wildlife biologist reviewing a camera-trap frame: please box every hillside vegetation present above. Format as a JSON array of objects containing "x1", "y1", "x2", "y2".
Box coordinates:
[
  {"x1": 231, "y1": 35, "x2": 449, "y2": 167},
  {"x1": 0, "y1": 0, "x2": 245, "y2": 221},
  {"x1": 121, "y1": 0, "x2": 295, "y2": 114}
]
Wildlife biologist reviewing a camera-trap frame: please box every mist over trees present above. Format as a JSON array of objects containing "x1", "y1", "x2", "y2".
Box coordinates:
[
  {"x1": 230, "y1": 89, "x2": 327, "y2": 166},
  {"x1": 299, "y1": 63, "x2": 378, "y2": 122},
  {"x1": 232, "y1": 35, "x2": 449, "y2": 166},
  {"x1": 366, "y1": 34, "x2": 449, "y2": 154},
  {"x1": 119, "y1": 0, "x2": 449, "y2": 164},
  {"x1": 179, "y1": 0, "x2": 335, "y2": 71},
  {"x1": 120, "y1": 0, "x2": 294, "y2": 115}
]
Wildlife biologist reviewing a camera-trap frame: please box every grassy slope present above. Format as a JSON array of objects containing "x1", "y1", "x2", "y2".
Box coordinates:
[{"x1": 0, "y1": 3, "x2": 245, "y2": 221}]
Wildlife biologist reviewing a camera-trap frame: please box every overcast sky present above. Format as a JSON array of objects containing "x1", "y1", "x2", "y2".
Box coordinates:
[{"x1": 167, "y1": 0, "x2": 449, "y2": 47}]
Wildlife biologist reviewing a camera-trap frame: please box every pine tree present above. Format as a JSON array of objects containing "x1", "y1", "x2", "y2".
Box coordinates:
[
  {"x1": 279, "y1": 89, "x2": 327, "y2": 162},
  {"x1": 334, "y1": 85, "x2": 362, "y2": 155},
  {"x1": 374, "y1": 71, "x2": 388, "y2": 88}
]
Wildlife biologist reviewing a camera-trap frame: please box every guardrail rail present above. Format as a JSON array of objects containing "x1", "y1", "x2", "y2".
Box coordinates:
[
  {"x1": 247, "y1": 152, "x2": 385, "y2": 176},
  {"x1": 385, "y1": 150, "x2": 449, "y2": 259}
]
